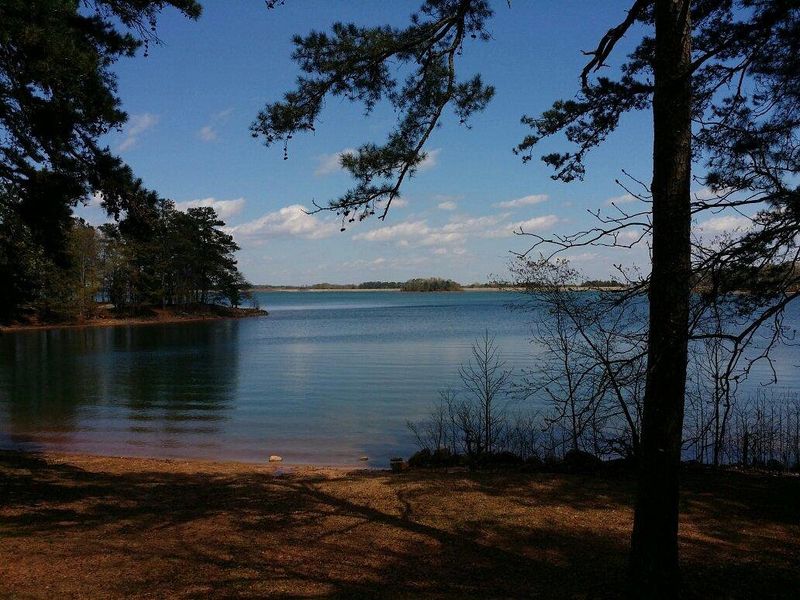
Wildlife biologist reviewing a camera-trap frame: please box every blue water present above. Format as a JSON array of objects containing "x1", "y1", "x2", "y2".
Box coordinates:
[{"x1": 0, "y1": 291, "x2": 797, "y2": 466}]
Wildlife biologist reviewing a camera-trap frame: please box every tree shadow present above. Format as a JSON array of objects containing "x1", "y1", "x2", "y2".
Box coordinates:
[{"x1": 1, "y1": 451, "x2": 797, "y2": 599}]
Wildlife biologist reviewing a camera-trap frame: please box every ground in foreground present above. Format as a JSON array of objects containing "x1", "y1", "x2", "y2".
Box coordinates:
[{"x1": 0, "y1": 452, "x2": 797, "y2": 598}]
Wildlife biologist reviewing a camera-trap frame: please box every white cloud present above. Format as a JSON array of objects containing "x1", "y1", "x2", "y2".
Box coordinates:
[
  {"x1": 316, "y1": 148, "x2": 440, "y2": 177},
  {"x1": 418, "y1": 148, "x2": 441, "y2": 171},
  {"x1": 375, "y1": 197, "x2": 409, "y2": 212},
  {"x1": 443, "y1": 213, "x2": 508, "y2": 235},
  {"x1": 353, "y1": 220, "x2": 429, "y2": 243},
  {"x1": 431, "y1": 246, "x2": 468, "y2": 256},
  {"x1": 511, "y1": 214, "x2": 560, "y2": 232},
  {"x1": 227, "y1": 204, "x2": 337, "y2": 240},
  {"x1": 117, "y1": 113, "x2": 158, "y2": 151},
  {"x1": 618, "y1": 229, "x2": 647, "y2": 243},
  {"x1": 175, "y1": 197, "x2": 246, "y2": 221},
  {"x1": 494, "y1": 194, "x2": 549, "y2": 209},
  {"x1": 438, "y1": 200, "x2": 458, "y2": 211},
  {"x1": 698, "y1": 215, "x2": 752, "y2": 234},
  {"x1": 197, "y1": 108, "x2": 233, "y2": 142},
  {"x1": 353, "y1": 211, "x2": 558, "y2": 247},
  {"x1": 605, "y1": 193, "x2": 638, "y2": 206},
  {"x1": 342, "y1": 257, "x2": 388, "y2": 269},
  {"x1": 391, "y1": 198, "x2": 409, "y2": 208},
  {"x1": 692, "y1": 187, "x2": 734, "y2": 201},
  {"x1": 315, "y1": 148, "x2": 356, "y2": 176},
  {"x1": 485, "y1": 214, "x2": 560, "y2": 238},
  {"x1": 198, "y1": 125, "x2": 217, "y2": 142},
  {"x1": 562, "y1": 252, "x2": 598, "y2": 263}
]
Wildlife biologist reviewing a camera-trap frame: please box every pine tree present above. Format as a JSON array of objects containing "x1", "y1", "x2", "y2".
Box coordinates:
[{"x1": 254, "y1": 1, "x2": 800, "y2": 594}]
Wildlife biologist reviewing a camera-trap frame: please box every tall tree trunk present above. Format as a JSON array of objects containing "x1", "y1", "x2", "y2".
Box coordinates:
[{"x1": 630, "y1": 0, "x2": 692, "y2": 596}]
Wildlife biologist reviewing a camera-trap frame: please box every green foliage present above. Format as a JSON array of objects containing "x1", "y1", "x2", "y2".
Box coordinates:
[
  {"x1": 358, "y1": 281, "x2": 402, "y2": 289},
  {"x1": 579, "y1": 279, "x2": 624, "y2": 288},
  {"x1": 401, "y1": 277, "x2": 462, "y2": 292},
  {"x1": 0, "y1": 0, "x2": 201, "y2": 320},
  {"x1": 99, "y1": 201, "x2": 249, "y2": 311},
  {"x1": 253, "y1": 0, "x2": 494, "y2": 225}
]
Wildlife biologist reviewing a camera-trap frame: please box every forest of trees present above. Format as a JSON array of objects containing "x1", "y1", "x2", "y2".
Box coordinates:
[
  {"x1": 401, "y1": 277, "x2": 463, "y2": 292},
  {"x1": 3, "y1": 200, "x2": 248, "y2": 323},
  {"x1": 0, "y1": 1, "x2": 250, "y2": 325}
]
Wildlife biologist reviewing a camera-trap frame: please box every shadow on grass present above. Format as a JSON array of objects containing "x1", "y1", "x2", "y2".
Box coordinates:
[{"x1": 0, "y1": 451, "x2": 797, "y2": 599}]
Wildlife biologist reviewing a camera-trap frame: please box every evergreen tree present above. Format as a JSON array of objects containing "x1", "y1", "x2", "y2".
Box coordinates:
[
  {"x1": 254, "y1": 1, "x2": 799, "y2": 594},
  {"x1": 0, "y1": 0, "x2": 201, "y2": 319}
]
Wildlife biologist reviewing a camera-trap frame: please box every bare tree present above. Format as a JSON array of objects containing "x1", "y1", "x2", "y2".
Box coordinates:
[
  {"x1": 459, "y1": 329, "x2": 512, "y2": 456},
  {"x1": 407, "y1": 388, "x2": 457, "y2": 455},
  {"x1": 511, "y1": 258, "x2": 646, "y2": 459}
]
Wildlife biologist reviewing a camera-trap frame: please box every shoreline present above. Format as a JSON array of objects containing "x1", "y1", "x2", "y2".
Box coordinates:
[
  {"x1": 248, "y1": 286, "x2": 624, "y2": 293},
  {"x1": 249, "y1": 286, "x2": 515, "y2": 293},
  {"x1": 0, "y1": 449, "x2": 358, "y2": 478},
  {"x1": 0, "y1": 305, "x2": 267, "y2": 334}
]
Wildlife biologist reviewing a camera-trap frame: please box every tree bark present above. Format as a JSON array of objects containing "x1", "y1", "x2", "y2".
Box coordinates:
[{"x1": 630, "y1": 0, "x2": 692, "y2": 597}]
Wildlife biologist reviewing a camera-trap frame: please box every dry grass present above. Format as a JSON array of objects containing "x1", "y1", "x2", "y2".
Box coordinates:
[{"x1": 0, "y1": 451, "x2": 797, "y2": 599}]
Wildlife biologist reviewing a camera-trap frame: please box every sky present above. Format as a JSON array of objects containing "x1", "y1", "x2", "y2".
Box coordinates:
[{"x1": 76, "y1": 0, "x2": 736, "y2": 285}]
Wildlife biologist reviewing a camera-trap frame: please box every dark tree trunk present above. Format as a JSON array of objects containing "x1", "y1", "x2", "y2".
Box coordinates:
[{"x1": 630, "y1": 0, "x2": 692, "y2": 597}]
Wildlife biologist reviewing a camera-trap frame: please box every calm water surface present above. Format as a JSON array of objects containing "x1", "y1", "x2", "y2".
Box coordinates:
[{"x1": 1, "y1": 291, "x2": 797, "y2": 466}]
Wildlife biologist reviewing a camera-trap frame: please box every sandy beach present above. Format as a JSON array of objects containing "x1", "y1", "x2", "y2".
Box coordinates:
[{"x1": 1, "y1": 451, "x2": 797, "y2": 598}]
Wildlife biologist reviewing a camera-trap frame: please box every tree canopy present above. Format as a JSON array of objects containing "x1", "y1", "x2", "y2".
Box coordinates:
[{"x1": 0, "y1": 0, "x2": 202, "y2": 320}]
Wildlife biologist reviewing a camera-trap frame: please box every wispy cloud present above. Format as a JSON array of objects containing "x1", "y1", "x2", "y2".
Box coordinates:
[
  {"x1": 353, "y1": 220, "x2": 429, "y2": 243},
  {"x1": 197, "y1": 108, "x2": 233, "y2": 142},
  {"x1": 315, "y1": 148, "x2": 356, "y2": 176},
  {"x1": 418, "y1": 148, "x2": 441, "y2": 171},
  {"x1": 198, "y1": 125, "x2": 217, "y2": 142},
  {"x1": 175, "y1": 197, "x2": 245, "y2": 221},
  {"x1": 698, "y1": 214, "x2": 752, "y2": 234},
  {"x1": 487, "y1": 214, "x2": 560, "y2": 238},
  {"x1": 494, "y1": 194, "x2": 548, "y2": 209},
  {"x1": 376, "y1": 197, "x2": 409, "y2": 212},
  {"x1": 605, "y1": 193, "x2": 638, "y2": 206},
  {"x1": 316, "y1": 147, "x2": 441, "y2": 177},
  {"x1": 353, "y1": 211, "x2": 559, "y2": 247},
  {"x1": 227, "y1": 204, "x2": 337, "y2": 240},
  {"x1": 692, "y1": 186, "x2": 734, "y2": 201},
  {"x1": 118, "y1": 113, "x2": 158, "y2": 151},
  {"x1": 438, "y1": 200, "x2": 458, "y2": 210}
]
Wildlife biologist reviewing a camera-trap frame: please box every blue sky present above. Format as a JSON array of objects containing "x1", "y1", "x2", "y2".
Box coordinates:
[{"x1": 77, "y1": 0, "x2": 728, "y2": 285}]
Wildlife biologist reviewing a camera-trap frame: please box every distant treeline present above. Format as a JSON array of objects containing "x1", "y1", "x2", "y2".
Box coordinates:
[
  {"x1": 251, "y1": 277, "x2": 465, "y2": 291},
  {"x1": 250, "y1": 282, "x2": 401, "y2": 290},
  {"x1": 579, "y1": 279, "x2": 624, "y2": 288},
  {"x1": 3, "y1": 200, "x2": 249, "y2": 323},
  {"x1": 401, "y1": 277, "x2": 463, "y2": 292},
  {"x1": 250, "y1": 279, "x2": 627, "y2": 291}
]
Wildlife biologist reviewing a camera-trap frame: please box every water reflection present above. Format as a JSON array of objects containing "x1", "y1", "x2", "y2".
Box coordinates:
[{"x1": 0, "y1": 321, "x2": 240, "y2": 454}]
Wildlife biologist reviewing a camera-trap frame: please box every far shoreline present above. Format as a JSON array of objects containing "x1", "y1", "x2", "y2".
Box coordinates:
[
  {"x1": 249, "y1": 286, "x2": 514, "y2": 293},
  {"x1": 248, "y1": 286, "x2": 623, "y2": 293},
  {"x1": 0, "y1": 305, "x2": 267, "y2": 334}
]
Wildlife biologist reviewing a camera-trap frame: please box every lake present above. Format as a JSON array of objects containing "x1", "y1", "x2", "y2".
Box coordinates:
[{"x1": 1, "y1": 291, "x2": 797, "y2": 466}]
